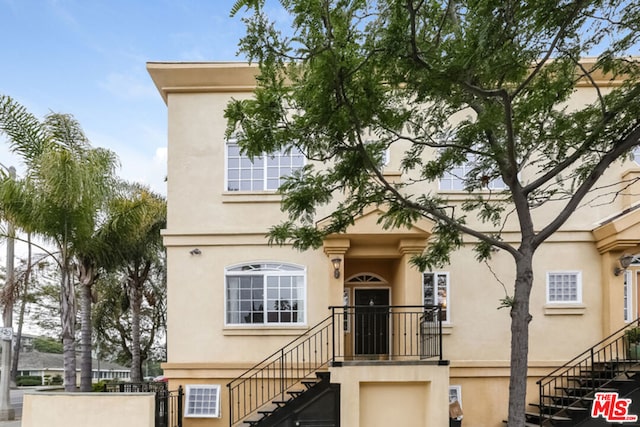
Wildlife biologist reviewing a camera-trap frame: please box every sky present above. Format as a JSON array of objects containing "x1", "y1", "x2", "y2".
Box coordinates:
[
  {"x1": 0, "y1": 0, "x2": 288, "y2": 194},
  {"x1": 0, "y1": 0, "x2": 294, "y2": 333}
]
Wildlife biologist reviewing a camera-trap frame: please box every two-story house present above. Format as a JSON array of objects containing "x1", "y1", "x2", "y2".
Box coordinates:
[{"x1": 148, "y1": 61, "x2": 640, "y2": 427}]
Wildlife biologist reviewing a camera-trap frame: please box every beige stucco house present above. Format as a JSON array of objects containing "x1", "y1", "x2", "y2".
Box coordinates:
[{"x1": 147, "y1": 61, "x2": 640, "y2": 427}]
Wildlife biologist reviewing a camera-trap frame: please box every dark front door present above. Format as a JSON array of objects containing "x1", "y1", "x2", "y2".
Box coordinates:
[{"x1": 354, "y1": 289, "x2": 389, "y2": 355}]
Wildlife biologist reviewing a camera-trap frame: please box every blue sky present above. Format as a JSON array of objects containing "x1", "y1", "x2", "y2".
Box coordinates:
[{"x1": 0, "y1": 0, "x2": 287, "y2": 194}]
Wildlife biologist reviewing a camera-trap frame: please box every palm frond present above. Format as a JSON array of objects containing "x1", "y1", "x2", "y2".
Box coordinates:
[{"x1": 0, "y1": 94, "x2": 49, "y2": 168}]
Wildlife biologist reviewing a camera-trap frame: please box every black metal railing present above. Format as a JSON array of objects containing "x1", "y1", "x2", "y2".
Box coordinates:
[
  {"x1": 331, "y1": 305, "x2": 443, "y2": 362},
  {"x1": 537, "y1": 318, "x2": 640, "y2": 424},
  {"x1": 104, "y1": 382, "x2": 183, "y2": 427},
  {"x1": 227, "y1": 305, "x2": 443, "y2": 426},
  {"x1": 227, "y1": 314, "x2": 334, "y2": 426}
]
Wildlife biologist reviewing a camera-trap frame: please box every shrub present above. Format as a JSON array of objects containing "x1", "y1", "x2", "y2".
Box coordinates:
[{"x1": 17, "y1": 376, "x2": 42, "y2": 386}]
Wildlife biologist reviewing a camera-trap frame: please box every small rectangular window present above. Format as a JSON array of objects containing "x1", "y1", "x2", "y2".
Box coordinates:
[
  {"x1": 184, "y1": 385, "x2": 221, "y2": 418},
  {"x1": 423, "y1": 272, "x2": 450, "y2": 322},
  {"x1": 449, "y1": 385, "x2": 463, "y2": 420},
  {"x1": 547, "y1": 271, "x2": 582, "y2": 304}
]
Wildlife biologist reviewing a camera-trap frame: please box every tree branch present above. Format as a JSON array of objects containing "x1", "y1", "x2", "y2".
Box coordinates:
[{"x1": 535, "y1": 124, "x2": 640, "y2": 246}]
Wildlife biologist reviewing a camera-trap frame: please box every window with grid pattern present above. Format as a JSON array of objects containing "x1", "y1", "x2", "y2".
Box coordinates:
[
  {"x1": 439, "y1": 153, "x2": 506, "y2": 191},
  {"x1": 226, "y1": 263, "x2": 306, "y2": 325},
  {"x1": 226, "y1": 141, "x2": 304, "y2": 191},
  {"x1": 423, "y1": 272, "x2": 450, "y2": 322},
  {"x1": 184, "y1": 385, "x2": 221, "y2": 418},
  {"x1": 547, "y1": 272, "x2": 581, "y2": 303}
]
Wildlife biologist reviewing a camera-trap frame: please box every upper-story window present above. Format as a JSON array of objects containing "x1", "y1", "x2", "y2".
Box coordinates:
[
  {"x1": 439, "y1": 153, "x2": 506, "y2": 191},
  {"x1": 225, "y1": 140, "x2": 305, "y2": 192},
  {"x1": 225, "y1": 262, "x2": 306, "y2": 326}
]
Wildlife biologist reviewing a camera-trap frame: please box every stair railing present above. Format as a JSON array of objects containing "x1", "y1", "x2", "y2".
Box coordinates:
[
  {"x1": 227, "y1": 314, "x2": 335, "y2": 426},
  {"x1": 537, "y1": 318, "x2": 640, "y2": 422},
  {"x1": 227, "y1": 305, "x2": 443, "y2": 426}
]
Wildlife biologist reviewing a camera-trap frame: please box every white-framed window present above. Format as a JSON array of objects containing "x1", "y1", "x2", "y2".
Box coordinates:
[
  {"x1": 449, "y1": 385, "x2": 463, "y2": 420},
  {"x1": 363, "y1": 139, "x2": 390, "y2": 168},
  {"x1": 184, "y1": 384, "x2": 221, "y2": 418},
  {"x1": 225, "y1": 140, "x2": 305, "y2": 192},
  {"x1": 546, "y1": 271, "x2": 582, "y2": 304},
  {"x1": 343, "y1": 288, "x2": 350, "y2": 332},
  {"x1": 449, "y1": 385, "x2": 462, "y2": 405},
  {"x1": 633, "y1": 147, "x2": 640, "y2": 164},
  {"x1": 225, "y1": 263, "x2": 306, "y2": 326},
  {"x1": 439, "y1": 152, "x2": 506, "y2": 191},
  {"x1": 423, "y1": 272, "x2": 450, "y2": 322},
  {"x1": 625, "y1": 270, "x2": 633, "y2": 322}
]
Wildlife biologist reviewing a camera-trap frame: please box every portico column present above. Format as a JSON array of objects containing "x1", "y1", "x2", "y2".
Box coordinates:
[
  {"x1": 323, "y1": 239, "x2": 350, "y2": 307},
  {"x1": 397, "y1": 239, "x2": 428, "y2": 306},
  {"x1": 601, "y1": 249, "x2": 639, "y2": 336}
]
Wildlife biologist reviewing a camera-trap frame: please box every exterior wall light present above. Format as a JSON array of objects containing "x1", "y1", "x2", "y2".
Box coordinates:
[
  {"x1": 331, "y1": 258, "x2": 342, "y2": 279},
  {"x1": 614, "y1": 254, "x2": 635, "y2": 276}
]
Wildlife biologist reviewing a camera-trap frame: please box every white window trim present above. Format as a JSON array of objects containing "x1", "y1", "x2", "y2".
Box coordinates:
[
  {"x1": 363, "y1": 139, "x2": 390, "y2": 168},
  {"x1": 449, "y1": 385, "x2": 463, "y2": 421},
  {"x1": 224, "y1": 139, "x2": 305, "y2": 192},
  {"x1": 438, "y1": 152, "x2": 506, "y2": 192},
  {"x1": 422, "y1": 271, "x2": 450, "y2": 323},
  {"x1": 546, "y1": 271, "x2": 582, "y2": 304},
  {"x1": 184, "y1": 384, "x2": 221, "y2": 418},
  {"x1": 624, "y1": 269, "x2": 634, "y2": 323},
  {"x1": 449, "y1": 385, "x2": 462, "y2": 405},
  {"x1": 224, "y1": 262, "x2": 307, "y2": 327}
]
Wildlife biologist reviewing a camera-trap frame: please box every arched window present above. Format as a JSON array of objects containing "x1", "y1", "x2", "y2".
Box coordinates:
[{"x1": 225, "y1": 263, "x2": 306, "y2": 325}]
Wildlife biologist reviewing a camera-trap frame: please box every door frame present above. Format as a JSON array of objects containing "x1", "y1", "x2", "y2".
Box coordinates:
[{"x1": 353, "y1": 287, "x2": 391, "y2": 356}]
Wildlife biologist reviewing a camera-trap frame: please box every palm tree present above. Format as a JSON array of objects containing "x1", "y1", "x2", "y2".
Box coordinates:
[
  {"x1": 93, "y1": 259, "x2": 166, "y2": 379},
  {"x1": 0, "y1": 95, "x2": 118, "y2": 391},
  {"x1": 99, "y1": 184, "x2": 166, "y2": 382}
]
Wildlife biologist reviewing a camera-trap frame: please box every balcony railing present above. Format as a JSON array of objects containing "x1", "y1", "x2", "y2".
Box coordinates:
[
  {"x1": 331, "y1": 305, "x2": 443, "y2": 363},
  {"x1": 227, "y1": 305, "x2": 443, "y2": 426}
]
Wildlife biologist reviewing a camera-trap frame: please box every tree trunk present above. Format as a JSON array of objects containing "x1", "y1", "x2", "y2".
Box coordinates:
[
  {"x1": 507, "y1": 251, "x2": 534, "y2": 426},
  {"x1": 130, "y1": 278, "x2": 143, "y2": 383},
  {"x1": 11, "y1": 235, "x2": 32, "y2": 384},
  {"x1": 129, "y1": 261, "x2": 151, "y2": 383},
  {"x1": 79, "y1": 278, "x2": 93, "y2": 392},
  {"x1": 60, "y1": 263, "x2": 77, "y2": 392}
]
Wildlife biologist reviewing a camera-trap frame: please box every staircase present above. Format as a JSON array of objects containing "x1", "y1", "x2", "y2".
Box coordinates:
[
  {"x1": 241, "y1": 371, "x2": 340, "y2": 427},
  {"x1": 227, "y1": 305, "x2": 444, "y2": 427},
  {"x1": 523, "y1": 320, "x2": 640, "y2": 426}
]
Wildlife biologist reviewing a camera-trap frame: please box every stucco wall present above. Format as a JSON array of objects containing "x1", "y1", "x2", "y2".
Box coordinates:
[
  {"x1": 21, "y1": 391, "x2": 155, "y2": 427},
  {"x1": 148, "y1": 62, "x2": 640, "y2": 427},
  {"x1": 330, "y1": 364, "x2": 450, "y2": 427}
]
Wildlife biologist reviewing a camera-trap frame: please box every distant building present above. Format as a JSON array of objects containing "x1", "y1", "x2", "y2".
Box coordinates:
[{"x1": 16, "y1": 351, "x2": 131, "y2": 384}]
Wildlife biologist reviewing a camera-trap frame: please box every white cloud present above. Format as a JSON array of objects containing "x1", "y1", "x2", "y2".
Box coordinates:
[
  {"x1": 154, "y1": 146, "x2": 168, "y2": 165},
  {"x1": 87, "y1": 126, "x2": 167, "y2": 195}
]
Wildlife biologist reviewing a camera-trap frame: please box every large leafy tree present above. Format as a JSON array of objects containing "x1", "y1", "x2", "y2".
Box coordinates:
[
  {"x1": 227, "y1": 1, "x2": 640, "y2": 425},
  {"x1": 0, "y1": 95, "x2": 118, "y2": 391}
]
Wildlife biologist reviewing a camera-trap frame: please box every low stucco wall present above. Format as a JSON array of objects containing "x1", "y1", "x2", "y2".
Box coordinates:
[
  {"x1": 22, "y1": 391, "x2": 155, "y2": 427},
  {"x1": 329, "y1": 363, "x2": 450, "y2": 427}
]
